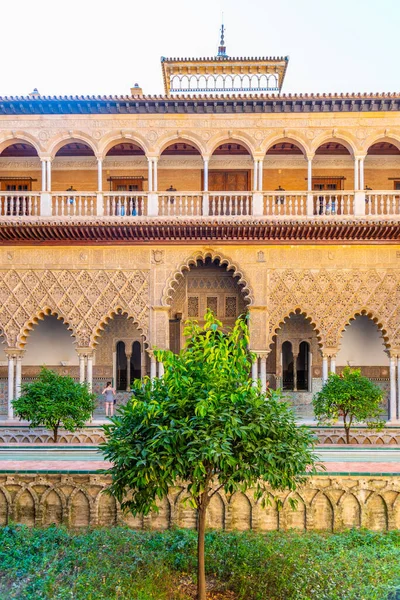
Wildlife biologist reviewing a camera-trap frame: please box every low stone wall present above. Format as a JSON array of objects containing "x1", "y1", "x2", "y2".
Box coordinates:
[
  {"x1": 1, "y1": 425, "x2": 400, "y2": 445},
  {"x1": 0, "y1": 473, "x2": 399, "y2": 532}
]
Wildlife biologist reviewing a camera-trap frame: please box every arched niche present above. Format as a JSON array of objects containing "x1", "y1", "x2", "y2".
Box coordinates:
[
  {"x1": 209, "y1": 141, "x2": 251, "y2": 192},
  {"x1": 168, "y1": 257, "x2": 249, "y2": 354},
  {"x1": 22, "y1": 315, "x2": 77, "y2": 369},
  {"x1": 270, "y1": 312, "x2": 321, "y2": 419},
  {"x1": 94, "y1": 313, "x2": 146, "y2": 392}
]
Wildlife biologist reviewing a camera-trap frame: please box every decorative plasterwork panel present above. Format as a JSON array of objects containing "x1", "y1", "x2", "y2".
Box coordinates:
[
  {"x1": 0, "y1": 269, "x2": 149, "y2": 348},
  {"x1": 267, "y1": 269, "x2": 400, "y2": 351}
]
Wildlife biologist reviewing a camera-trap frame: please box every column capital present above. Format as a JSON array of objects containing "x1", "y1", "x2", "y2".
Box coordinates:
[
  {"x1": 76, "y1": 347, "x2": 93, "y2": 357},
  {"x1": 322, "y1": 347, "x2": 338, "y2": 358},
  {"x1": 5, "y1": 348, "x2": 24, "y2": 358},
  {"x1": 306, "y1": 153, "x2": 315, "y2": 161},
  {"x1": 254, "y1": 350, "x2": 270, "y2": 360}
]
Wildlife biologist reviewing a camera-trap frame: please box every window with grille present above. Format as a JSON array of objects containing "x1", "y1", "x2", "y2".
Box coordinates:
[
  {"x1": 225, "y1": 296, "x2": 237, "y2": 318},
  {"x1": 206, "y1": 296, "x2": 218, "y2": 314},
  {"x1": 188, "y1": 296, "x2": 199, "y2": 317}
]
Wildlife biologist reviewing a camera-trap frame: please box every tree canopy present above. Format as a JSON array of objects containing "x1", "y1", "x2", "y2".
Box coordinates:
[
  {"x1": 13, "y1": 367, "x2": 96, "y2": 442},
  {"x1": 102, "y1": 311, "x2": 317, "y2": 600},
  {"x1": 313, "y1": 366, "x2": 384, "y2": 443}
]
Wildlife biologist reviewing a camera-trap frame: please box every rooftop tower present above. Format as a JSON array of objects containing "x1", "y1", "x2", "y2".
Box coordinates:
[{"x1": 161, "y1": 24, "x2": 289, "y2": 96}]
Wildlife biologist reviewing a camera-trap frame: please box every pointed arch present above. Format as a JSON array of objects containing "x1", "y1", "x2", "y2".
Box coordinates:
[
  {"x1": 48, "y1": 131, "x2": 98, "y2": 159},
  {"x1": 99, "y1": 132, "x2": 150, "y2": 159},
  {"x1": 162, "y1": 250, "x2": 254, "y2": 307},
  {"x1": 91, "y1": 307, "x2": 148, "y2": 348},
  {"x1": 17, "y1": 307, "x2": 76, "y2": 349}
]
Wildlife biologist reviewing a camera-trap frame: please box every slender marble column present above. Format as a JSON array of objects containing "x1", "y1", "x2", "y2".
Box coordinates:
[
  {"x1": 79, "y1": 354, "x2": 85, "y2": 383},
  {"x1": 258, "y1": 159, "x2": 263, "y2": 192},
  {"x1": 7, "y1": 355, "x2": 14, "y2": 420},
  {"x1": 354, "y1": 157, "x2": 359, "y2": 191},
  {"x1": 41, "y1": 159, "x2": 47, "y2": 191},
  {"x1": 389, "y1": 357, "x2": 397, "y2": 422},
  {"x1": 148, "y1": 159, "x2": 153, "y2": 192},
  {"x1": 126, "y1": 353, "x2": 132, "y2": 391},
  {"x1": 330, "y1": 356, "x2": 336, "y2": 374},
  {"x1": 253, "y1": 160, "x2": 258, "y2": 191},
  {"x1": 397, "y1": 357, "x2": 400, "y2": 421},
  {"x1": 158, "y1": 361, "x2": 164, "y2": 377},
  {"x1": 150, "y1": 354, "x2": 157, "y2": 380},
  {"x1": 293, "y1": 353, "x2": 298, "y2": 391},
  {"x1": 251, "y1": 358, "x2": 258, "y2": 387},
  {"x1": 87, "y1": 355, "x2": 93, "y2": 392},
  {"x1": 112, "y1": 350, "x2": 117, "y2": 388},
  {"x1": 153, "y1": 158, "x2": 158, "y2": 192},
  {"x1": 322, "y1": 356, "x2": 328, "y2": 384},
  {"x1": 15, "y1": 355, "x2": 22, "y2": 399},
  {"x1": 46, "y1": 160, "x2": 52, "y2": 192},
  {"x1": 307, "y1": 158, "x2": 313, "y2": 191},
  {"x1": 359, "y1": 157, "x2": 365, "y2": 191},
  {"x1": 260, "y1": 356, "x2": 267, "y2": 393},
  {"x1": 203, "y1": 159, "x2": 209, "y2": 191},
  {"x1": 97, "y1": 158, "x2": 103, "y2": 191}
]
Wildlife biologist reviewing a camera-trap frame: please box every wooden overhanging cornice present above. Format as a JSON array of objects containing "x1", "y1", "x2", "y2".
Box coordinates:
[
  {"x1": 1, "y1": 92, "x2": 400, "y2": 115},
  {"x1": 0, "y1": 217, "x2": 399, "y2": 244}
]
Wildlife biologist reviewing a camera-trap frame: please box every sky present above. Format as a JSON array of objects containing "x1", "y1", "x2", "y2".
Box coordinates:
[{"x1": 1, "y1": 0, "x2": 399, "y2": 97}]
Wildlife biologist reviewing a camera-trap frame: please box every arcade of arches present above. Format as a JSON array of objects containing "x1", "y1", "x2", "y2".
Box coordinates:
[{"x1": 0, "y1": 248, "x2": 398, "y2": 422}]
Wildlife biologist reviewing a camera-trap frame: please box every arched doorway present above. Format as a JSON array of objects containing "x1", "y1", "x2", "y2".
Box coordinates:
[
  {"x1": 337, "y1": 314, "x2": 389, "y2": 419},
  {"x1": 168, "y1": 257, "x2": 249, "y2": 353}
]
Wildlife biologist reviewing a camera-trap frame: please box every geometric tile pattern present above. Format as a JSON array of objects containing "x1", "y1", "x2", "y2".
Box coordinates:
[
  {"x1": 0, "y1": 269, "x2": 149, "y2": 348},
  {"x1": 268, "y1": 269, "x2": 400, "y2": 352}
]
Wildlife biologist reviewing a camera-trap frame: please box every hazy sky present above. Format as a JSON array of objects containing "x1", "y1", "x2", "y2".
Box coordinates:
[{"x1": 1, "y1": 0, "x2": 399, "y2": 97}]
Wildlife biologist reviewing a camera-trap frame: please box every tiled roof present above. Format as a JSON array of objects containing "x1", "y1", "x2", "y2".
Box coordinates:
[{"x1": 0, "y1": 92, "x2": 400, "y2": 114}]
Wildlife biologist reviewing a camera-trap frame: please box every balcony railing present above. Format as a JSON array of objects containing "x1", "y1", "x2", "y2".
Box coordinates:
[
  {"x1": 365, "y1": 192, "x2": 400, "y2": 216},
  {"x1": 0, "y1": 192, "x2": 41, "y2": 217},
  {"x1": 1, "y1": 191, "x2": 400, "y2": 220}
]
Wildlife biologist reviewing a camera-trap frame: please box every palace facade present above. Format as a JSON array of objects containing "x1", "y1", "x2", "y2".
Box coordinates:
[{"x1": 1, "y1": 33, "x2": 400, "y2": 422}]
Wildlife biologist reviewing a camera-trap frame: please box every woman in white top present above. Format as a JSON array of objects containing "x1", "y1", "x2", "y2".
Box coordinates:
[{"x1": 102, "y1": 381, "x2": 116, "y2": 417}]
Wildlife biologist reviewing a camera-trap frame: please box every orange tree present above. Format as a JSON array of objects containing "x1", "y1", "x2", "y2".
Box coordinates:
[
  {"x1": 102, "y1": 311, "x2": 316, "y2": 600},
  {"x1": 313, "y1": 366, "x2": 384, "y2": 444}
]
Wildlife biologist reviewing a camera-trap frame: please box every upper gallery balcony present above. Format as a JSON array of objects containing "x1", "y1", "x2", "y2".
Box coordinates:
[{"x1": 1, "y1": 134, "x2": 400, "y2": 242}]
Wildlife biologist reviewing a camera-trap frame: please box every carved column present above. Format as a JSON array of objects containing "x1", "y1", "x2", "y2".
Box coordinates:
[{"x1": 126, "y1": 352, "x2": 132, "y2": 391}]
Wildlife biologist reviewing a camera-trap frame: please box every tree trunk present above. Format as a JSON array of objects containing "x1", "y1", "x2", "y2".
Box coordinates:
[
  {"x1": 53, "y1": 425, "x2": 58, "y2": 444},
  {"x1": 197, "y1": 504, "x2": 207, "y2": 600}
]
